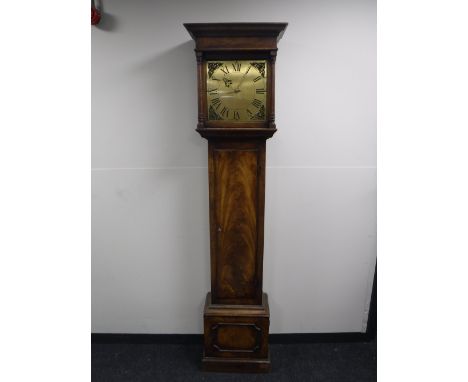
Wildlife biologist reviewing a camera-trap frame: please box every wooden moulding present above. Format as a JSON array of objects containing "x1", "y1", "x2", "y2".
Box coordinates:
[
  {"x1": 201, "y1": 355, "x2": 271, "y2": 373},
  {"x1": 184, "y1": 22, "x2": 288, "y2": 41},
  {"x1": 184, "y1": 23, "x2": 287, "y2": 52},
  {"x1": 196, "y1": 127, "x2": 276, "y2": 139}
]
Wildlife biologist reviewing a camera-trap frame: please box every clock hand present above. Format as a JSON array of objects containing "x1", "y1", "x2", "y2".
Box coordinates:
[
  {"x1": 235, "y1": 76, "x2": 246, "y2": 91},
  {"x1": 207, "y1": 90, "x2": 239, "y2": 95},
  {"x1": 235, "y1": 67, "x2": 251, "y2": 91}
]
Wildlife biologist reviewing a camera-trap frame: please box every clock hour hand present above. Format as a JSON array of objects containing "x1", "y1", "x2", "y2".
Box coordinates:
[{"x1": 207, "y1": 89, "x2": 240, "y2": 95}]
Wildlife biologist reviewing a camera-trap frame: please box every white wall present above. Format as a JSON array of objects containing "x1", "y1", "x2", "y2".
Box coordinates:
[{"x1": 92, "y1": 0, "x2": 376, "y2": 334}]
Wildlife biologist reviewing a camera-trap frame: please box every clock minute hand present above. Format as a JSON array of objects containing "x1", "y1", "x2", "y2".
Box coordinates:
[
  {"x1": 235, "y1": 74, "x2": 247, "y2": 91},
  {"x1": 235, "y1": 66, "x2": 252, "y2": 91}
]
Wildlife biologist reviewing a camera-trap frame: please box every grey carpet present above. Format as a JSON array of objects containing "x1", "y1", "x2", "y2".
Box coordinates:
[{"x1": 92, "y1": 340, "x2": 376, "y2": 381}]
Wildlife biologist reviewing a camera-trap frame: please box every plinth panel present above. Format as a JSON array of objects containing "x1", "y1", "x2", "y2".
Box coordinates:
[
  {"x1": 202, "y1": 292, "x2": 270, "y2": 372},
  {"x1": 214, "y1": 323, "x2": 259, "y2": 352}
]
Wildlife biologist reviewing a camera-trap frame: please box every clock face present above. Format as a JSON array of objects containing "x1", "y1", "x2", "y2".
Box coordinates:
[{"x1": 206, "y1": 60, "x2": 267, "y2": 122}]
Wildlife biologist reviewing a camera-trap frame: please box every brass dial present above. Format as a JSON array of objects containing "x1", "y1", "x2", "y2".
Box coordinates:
[{"x1": 206, "y1": 60, "x2": 267, "y2": 121}]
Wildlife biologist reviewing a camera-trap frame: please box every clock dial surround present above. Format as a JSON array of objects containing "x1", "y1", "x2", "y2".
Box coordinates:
[{"x1": 206, "y1": 60, "x2": 267, "y2": 122}]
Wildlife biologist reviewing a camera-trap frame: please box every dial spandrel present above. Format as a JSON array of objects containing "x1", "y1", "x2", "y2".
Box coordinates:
[{"x1": 206, "y1": 60, "x2": 267, "y2": 122}]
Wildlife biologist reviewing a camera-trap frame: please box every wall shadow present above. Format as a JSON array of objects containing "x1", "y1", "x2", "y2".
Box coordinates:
[
  {"x1": 131, "y1": 40, "x2": 204, "y2": 166},
  {"x1": 132, "y1": 40, "x2": 210, "y2": 330}
]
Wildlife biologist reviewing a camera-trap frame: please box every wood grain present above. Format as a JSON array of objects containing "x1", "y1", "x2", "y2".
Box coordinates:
[
  {"x1": 208, "y1": 140, "x2": 266, "y2": 305},
  {"x1": 214, "y1": 147, "x2": 258, "y2": 301}
]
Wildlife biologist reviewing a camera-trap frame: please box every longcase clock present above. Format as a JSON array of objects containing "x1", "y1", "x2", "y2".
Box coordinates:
[{"x1": 184, "y1": 22, "x2": 287, "y2": 373}]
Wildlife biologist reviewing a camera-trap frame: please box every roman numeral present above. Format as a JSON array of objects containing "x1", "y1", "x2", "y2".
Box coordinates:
[
  {"x1": 220, "y1": 65, "x2": 230, "y2": 75},
  {"x1": 256, "y1": 88, "x2": 266, "y2": 94},
  {"x1": 233, "y1": 111, "x2": 240, "y2": 120},
  {"x1": 253, "y1": 76, "x2": 262, "y2": 82},
  {"x1": 211, "y1": 98, "x2": 221, "y2": 109},
  {"x1": 252, "y1": 99, "x2": 262, "y2": 108},
  {"x1": 232, "y1": 61, "x2": 241, "y2": 71},
  {"x1": 221, "y1": 107, "x2": 229, "y2": 118},
  {"x1": 207, "y1": 88, "x2": 218, "y2": 95},
  {"x1": 245, "y1": 66, "x2": 251, "y2": 75},
  {"x1": 211, "y1": 77, "x2": 220, "y2": 81},
  {"x1": 246, "y1": 109, "x2": 253, "y2": 116}
]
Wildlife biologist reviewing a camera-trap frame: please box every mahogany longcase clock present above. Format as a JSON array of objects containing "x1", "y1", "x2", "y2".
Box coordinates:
[{"x1": 184, "y1": 22, "x2": 287, "y2": 373}]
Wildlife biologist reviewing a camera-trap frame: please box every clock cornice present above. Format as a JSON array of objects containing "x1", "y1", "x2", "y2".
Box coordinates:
[
  {"x1": 184, "y1": 22, "x2": 288, "y2": 41},
  {"x1": 184, "y1": 23, "x2": 287, "y2": 52}
]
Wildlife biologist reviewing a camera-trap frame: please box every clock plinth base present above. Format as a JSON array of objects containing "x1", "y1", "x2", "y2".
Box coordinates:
[
  {"x1": 202, "y1": 353, "x2": 271, "y2": 373},
  {"x1": 202, "y1": 292, "x2": 271, "y2": 373}
]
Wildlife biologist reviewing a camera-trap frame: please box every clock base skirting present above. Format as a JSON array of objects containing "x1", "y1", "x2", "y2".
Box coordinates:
[
  {"x1": 202, "y1": 352, "x2": 271, "y2": 373},
  {"x1": 202, "y1": 292, "x2": 271, "y2": 373}
]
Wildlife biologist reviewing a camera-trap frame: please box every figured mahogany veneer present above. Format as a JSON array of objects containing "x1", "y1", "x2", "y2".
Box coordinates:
[
  {"x1": 210, "y1": 140, "x2": 265, "y2": 305},
  {"x1": 184, "y1": 22, "x2": 287, "y2": 373}
]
